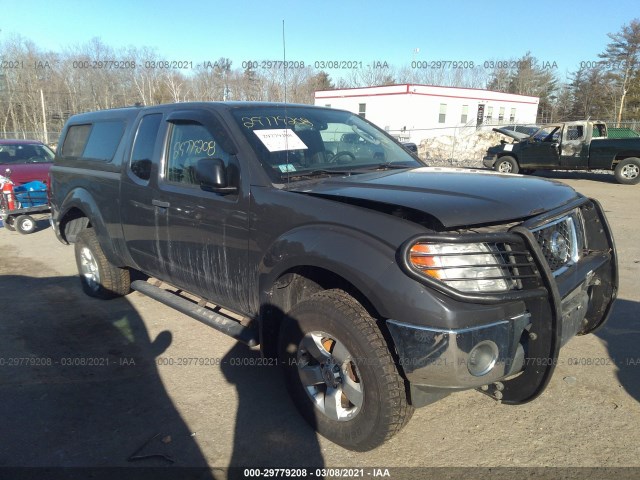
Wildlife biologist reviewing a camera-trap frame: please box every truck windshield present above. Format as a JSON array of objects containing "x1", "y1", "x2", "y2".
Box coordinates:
[{"x1": 229, "y1": 106, "x2": 424, "y2": 182}]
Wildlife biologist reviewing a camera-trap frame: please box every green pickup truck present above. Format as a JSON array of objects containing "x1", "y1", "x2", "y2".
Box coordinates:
[{"x1": 484, "y1": 121, "x2": 640, "y2": 184}]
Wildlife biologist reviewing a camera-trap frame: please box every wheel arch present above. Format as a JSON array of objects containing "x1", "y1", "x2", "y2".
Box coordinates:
[
  {"x1": 497, "y1": 153, "x2": 520, "y2": 166},
  {"x1": 260, "y1": 265, "x2": 386, "y2": 359},
  {"x1": 57, "y1": 188, "x2": 121, "y2": 266},
  {"x1": 256, "y1": 226, "x2": 402, "y2": 359}
]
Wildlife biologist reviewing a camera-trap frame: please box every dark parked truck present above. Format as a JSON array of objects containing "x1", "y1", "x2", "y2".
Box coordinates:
[
  {"x1": 49, "y1": 103, "x2": 617, "y2": 451},
  {"x1": 484, "y1": 121, "x2": 640, "y2": 184}
]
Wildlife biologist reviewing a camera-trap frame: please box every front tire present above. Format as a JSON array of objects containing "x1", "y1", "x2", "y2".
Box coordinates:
[
  {"x1": 494, "y1": 156, "x2": 519, "y2": 174},
  {"x1": 279, "y1": 290, "x2": 412, "y2": 451},
  {"x1": 74, "y1": 228, "x2": 130, "y2": 299},
  {"x1": 614, "y1": 158, "x2": 640, "y2": 185}
]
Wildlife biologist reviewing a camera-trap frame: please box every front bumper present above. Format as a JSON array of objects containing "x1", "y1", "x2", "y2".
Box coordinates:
[
  {"x1": 388, "y1": 198, "x2": 617, "y2": 406},
  {"x1": 483, "y1": 155, "x2": 497, "y2": 168},
  {"x1": 387, "y1": 313, "x2": 529, "y2": 390}
]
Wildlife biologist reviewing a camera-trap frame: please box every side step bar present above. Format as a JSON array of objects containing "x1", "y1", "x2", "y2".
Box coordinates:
[{"x1": 131, "y1": 280, "x2": 258, "y2": 347}]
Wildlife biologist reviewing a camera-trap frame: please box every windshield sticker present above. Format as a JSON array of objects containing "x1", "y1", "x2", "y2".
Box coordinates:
[
  {"x1": 277, "y1": 163, "x2": 297, "y2": 173},
  {"x1": 254, "y1": 129, "x2": 308, "y2": 152},
  {"x1": 503, "y1": 144, "x2": 513, "y2": 152},
  {"x1": 242, "y1": 116, "x2": 313, "y2": 129}
]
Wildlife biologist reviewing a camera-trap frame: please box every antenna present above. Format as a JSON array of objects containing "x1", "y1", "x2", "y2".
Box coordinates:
[
  {"x1": 282, "y1": 19, "x2": 287, "y2": 107},
  {"x1": 282, "y1": 19, "x2": 290, "y2": 181}
]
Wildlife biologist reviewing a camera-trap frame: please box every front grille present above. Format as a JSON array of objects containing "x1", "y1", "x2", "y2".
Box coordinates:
[{"x1": 531, "y1": 212, "x2": 583, "y2": 275}]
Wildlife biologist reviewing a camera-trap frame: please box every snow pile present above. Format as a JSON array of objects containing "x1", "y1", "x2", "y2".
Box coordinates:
[{"x1": 418, "y1": 130, "x2": 506, "y2": 168}]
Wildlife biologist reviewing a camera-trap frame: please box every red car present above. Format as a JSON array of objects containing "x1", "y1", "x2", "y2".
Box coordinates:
[{"x1": 0, "y1": 139, "x2": 55, "y2": 185}]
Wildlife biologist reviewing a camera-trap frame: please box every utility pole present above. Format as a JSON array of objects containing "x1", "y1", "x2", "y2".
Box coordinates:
[{"x1": 40, "y1": 89, "x2": 48, "y2": 144}]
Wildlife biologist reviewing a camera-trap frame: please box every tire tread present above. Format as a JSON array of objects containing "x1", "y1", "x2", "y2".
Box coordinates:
[
  {"x1": 284, "y1": 289, "x2": 413, "y2": 450},
  {"x1": 75, "y1": 228, "x2": 130, "y2": 299}
]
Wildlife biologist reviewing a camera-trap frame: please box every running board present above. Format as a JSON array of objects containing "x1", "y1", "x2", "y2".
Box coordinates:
[{"x1": 131, "y1": 280, "x2": 258, "y2": 347}]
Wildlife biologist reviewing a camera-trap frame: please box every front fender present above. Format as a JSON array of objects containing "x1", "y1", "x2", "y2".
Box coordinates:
[{"x1": 258, "y1": 224, "x2": 397, "y2": 318}]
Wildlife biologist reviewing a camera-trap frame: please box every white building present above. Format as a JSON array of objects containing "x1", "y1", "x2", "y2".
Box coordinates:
[{"x1": 314, "y1": 84, "x2": 539, "y2": 144}]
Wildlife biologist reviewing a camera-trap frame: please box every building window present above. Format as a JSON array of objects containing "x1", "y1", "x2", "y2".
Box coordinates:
[
  {"x1": 461, "y1": 105, "x2": 469, "y2": 124},
  {"x1": 485, "y1": 106, "x2": 493, "y2": 123},
  {"x1": 439, "y1": 104, "x2": 447, "y2": 124},
  {"x1": 498, "y1": 107, "x2": 505, "y2": 123},
  {"x1": 510, "y1": 108, "x2": 516, "y2": 122},
  {"x1": 358, "y1": 103, "x2": 366, "y2": 118}
]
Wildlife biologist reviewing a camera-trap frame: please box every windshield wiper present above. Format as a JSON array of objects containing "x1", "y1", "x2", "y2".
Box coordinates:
[
  {"x1": 353, "y1": 163, "x2": 413, "y2": 172},
  {"x1": 281, "y1": 163, "x2": 411, "y2": 182},
  {"x1": 283, "y1": 168, "x2": 354, "y2": 179}
]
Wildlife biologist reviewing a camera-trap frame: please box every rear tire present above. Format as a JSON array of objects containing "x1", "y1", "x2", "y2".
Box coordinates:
[
  {"x1": 15, "y1": 215, "x2": 36, "y2": 234},
  {"x1": 614, "y1": 158, "x2": 640, "y2": 185},
  {"x1": 494, "y1": 156, "x2": 519, "y2": 174},
  {"x1": 279, "y1": 289, "x2": 412, "y2": 451},
  {"x1": 74, "y1": 228, "x2": 130, "y2": 299}
]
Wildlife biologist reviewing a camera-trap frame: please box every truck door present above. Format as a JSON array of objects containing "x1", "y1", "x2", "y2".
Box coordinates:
[
  {"x1": 559, "y1": 124, "x2": 588, "y2": 169},
  {"x1": 157, "y1": 111, "x2": 250, "y2": 314},
  {"x1": 517, "y1": 125, "x2": 561, "y2": 168},
  {"x1": 120, "y1": 112, "x2": 170, "y2": 279}
]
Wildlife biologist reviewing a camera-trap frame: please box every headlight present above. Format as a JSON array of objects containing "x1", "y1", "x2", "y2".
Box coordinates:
[{"x1": 408, "y1": 242, "x2": 513, "y2": 293}]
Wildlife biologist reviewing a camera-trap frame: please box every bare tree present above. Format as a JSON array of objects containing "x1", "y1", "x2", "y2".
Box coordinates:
[{"x1": 599, "y1": 19, "x2": 640, "y2": 125}]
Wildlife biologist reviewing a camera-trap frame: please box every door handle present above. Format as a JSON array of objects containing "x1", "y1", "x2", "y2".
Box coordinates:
[{"x1": 152, "y1": 199, "x2": 170, "y2": 208}]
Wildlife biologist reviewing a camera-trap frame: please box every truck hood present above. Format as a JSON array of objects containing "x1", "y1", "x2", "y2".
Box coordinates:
[
  {"x1": 289, "y1": 167, "x2": 582, "y2": 229},
  {"x1": 492, "y1": 127, "x2": 530, "y2": 141}
]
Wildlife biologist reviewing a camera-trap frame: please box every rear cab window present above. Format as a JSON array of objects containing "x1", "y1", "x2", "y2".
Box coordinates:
[{"x1": 61, "y1": 120, "x2": 127, "y2": 163}]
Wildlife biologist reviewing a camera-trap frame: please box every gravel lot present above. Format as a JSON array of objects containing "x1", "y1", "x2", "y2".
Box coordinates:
[{"x1": 0, "y1": 170, "x2": 638, "y2": 479}]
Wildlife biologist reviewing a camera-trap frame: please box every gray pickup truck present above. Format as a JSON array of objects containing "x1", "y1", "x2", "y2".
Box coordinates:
[
  {"x1": 484, "y1": 120, "x2": 640, "y2": 184},
  {"x1": 49, "y1": 103, "x2": 617, "y2": 451}
]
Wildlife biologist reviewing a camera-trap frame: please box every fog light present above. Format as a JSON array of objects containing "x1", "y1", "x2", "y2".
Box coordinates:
[{"x1": 467, "y1": 340, "x2": 499, "y2": 376}]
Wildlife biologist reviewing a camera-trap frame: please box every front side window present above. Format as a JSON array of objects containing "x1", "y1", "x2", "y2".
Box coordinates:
[
  {"x1": 566, "y1": 125, "x2": 584, "y2": 141},
  {"x1": 166, "y1": 123, "x2": 231, "y2": 185}
]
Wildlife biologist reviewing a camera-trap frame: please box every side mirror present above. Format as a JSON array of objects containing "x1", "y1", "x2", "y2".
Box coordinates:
[
  {"x1": 195, "y1": 158, "x2": 237, "y2": 194},
  {"x1": 131, "y1": 159, "x2": 152, "y2": 181}
]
